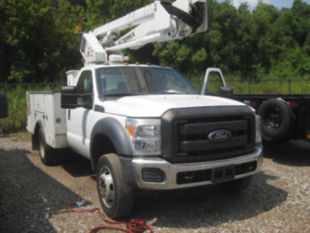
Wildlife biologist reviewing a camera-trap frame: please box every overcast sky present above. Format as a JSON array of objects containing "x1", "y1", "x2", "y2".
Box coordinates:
[{"x1": 226, "y1": 0, "x2": 310, "y2": 9}]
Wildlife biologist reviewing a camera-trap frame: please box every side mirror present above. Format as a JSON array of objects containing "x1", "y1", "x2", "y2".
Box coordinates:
[
  {"x1": 61, "y1": 86, "x2": 79, "y2": 109},
  {"x1": 0, "y1": 92, "x2": 8, "y2": 118},
  {"x1": 61, "y1": 86, "x2": 93, "y2": 109},
  {"x1": 219, "y1": 86, "x2": 233, "y2": 96}
]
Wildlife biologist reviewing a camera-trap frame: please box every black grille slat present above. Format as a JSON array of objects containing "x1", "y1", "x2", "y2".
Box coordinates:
[
  {"x1": 186, "y1": 147, "x2": 253, "y2": 158},
  {"x1": 179, "y1": 120, "x2": 247, "y2": 136},
  {"x1": 179, "y1": 135, "x2": 248, "y2": 152}
]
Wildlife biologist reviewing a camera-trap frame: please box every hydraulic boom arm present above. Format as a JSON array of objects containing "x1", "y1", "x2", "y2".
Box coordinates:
[{"x1": 80, "y1": 0, "x2": 208, "y2": 64}]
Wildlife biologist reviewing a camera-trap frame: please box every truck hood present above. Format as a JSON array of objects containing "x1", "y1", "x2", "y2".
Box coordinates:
[{"x1": 102, "y1": 94, "x2": 247, "y2": 117}]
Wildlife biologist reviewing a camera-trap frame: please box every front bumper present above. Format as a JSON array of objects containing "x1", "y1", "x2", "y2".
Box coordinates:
[{"x1": 124, "y1": 144, "x2": 263, "y2": 190}]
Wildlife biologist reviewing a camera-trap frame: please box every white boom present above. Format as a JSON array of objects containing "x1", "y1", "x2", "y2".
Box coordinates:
[{"x1": 80, "y1": 0, "x2": 208, "y2": 65}]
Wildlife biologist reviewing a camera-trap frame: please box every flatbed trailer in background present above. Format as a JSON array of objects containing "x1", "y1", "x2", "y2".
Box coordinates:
[
  {"x1": 202, "y1": 68, "x2": 310, "y2": 143},
  {"x1": 232, "y1": 94, "x2": 310, "y2": 142}
]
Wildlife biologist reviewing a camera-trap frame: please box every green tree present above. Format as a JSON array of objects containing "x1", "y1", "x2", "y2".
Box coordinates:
[
  {"x1": 1, "y1": 0, "x2": 310, "y2": 84},
  {"x1": 0, "y1": 0, "x2": 84, "y2": 83}
]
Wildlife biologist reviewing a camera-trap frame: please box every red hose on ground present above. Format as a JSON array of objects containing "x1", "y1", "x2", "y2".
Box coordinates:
[{"x1": 59, "y1": 206, "x2": 153, "y2": 233}]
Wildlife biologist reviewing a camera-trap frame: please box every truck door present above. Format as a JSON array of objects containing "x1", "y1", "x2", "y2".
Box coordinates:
[{"x1": 67, "y1": 70, "x2": 93, "y2": 157}]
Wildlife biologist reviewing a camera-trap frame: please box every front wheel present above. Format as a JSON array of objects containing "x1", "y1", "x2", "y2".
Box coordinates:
[{"x1": 96, "y1": 153, "x2": 133, "y2": 219}]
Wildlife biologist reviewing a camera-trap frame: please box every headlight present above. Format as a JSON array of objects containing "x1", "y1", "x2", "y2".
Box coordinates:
[
  {"x1": 125, "y1": 118, "x2": 161, "y2": 156},
  {"x1": 255, "y1": 114, "x2": 262, "y2": 144}
]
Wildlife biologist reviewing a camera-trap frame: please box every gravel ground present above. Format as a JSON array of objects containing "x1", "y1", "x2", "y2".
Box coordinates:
[{"x1": 0, "y1": 133, "x2": 309, "y2": 233}]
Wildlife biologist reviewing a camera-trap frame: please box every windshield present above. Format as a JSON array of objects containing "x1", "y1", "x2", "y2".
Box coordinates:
[{"x1": 96, "y1": 67, "x2": 198, "y2": 97}]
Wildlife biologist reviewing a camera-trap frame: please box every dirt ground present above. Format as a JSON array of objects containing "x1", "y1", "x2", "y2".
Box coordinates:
[{"x1": 0, "y1": 133, "x2": 309, "y2": 233}]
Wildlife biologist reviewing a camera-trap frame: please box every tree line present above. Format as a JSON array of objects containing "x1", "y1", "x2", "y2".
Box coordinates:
[{"x1": 0, "y1": 0, "x2": 309, "y2": 84}]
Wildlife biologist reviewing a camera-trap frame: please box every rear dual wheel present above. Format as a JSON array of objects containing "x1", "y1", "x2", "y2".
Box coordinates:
[{"x1": 38, "y1": 128, "x2": 61, "y2": 166}]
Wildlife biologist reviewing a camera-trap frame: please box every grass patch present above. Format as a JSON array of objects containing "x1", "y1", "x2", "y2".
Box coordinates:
[{"x1": 191, "y1": 75, "x2": 310, "y2": 95}]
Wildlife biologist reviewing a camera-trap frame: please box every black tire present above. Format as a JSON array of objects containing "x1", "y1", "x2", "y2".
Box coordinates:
[
  {"x1": 258, "y1": 98, "x2": 294, "y2": 143},
  {"x1": 219, "y1": 176, "x2": 252, "y2": 194},
  {"x1": 96, "y1": 153, "x2": 133, "y2": 219},
  {"x1": 38, "y1": 128, "x2": 60, "y2": 166}
]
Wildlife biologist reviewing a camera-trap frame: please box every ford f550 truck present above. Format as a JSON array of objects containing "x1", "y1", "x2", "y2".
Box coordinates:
[{"x1": 26, "y1": 0, "x2": 262, "y2": 218}]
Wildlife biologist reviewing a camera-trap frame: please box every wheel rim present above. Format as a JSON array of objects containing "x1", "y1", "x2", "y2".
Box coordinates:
[
  {"x1": 264, "y1": 107, "x2": 282, "y2": 129},
  {"x1": 98, "y1": 165, "x2": 115, "y2": 209}
]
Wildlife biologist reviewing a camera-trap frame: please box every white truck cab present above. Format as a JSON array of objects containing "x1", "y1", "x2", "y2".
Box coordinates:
[
  {"x1": 27, "y1": 63, "x2": 263, "y2": 218},
  {"x1": 27, "y1": 0, "x2": 263, "y2": 218}
]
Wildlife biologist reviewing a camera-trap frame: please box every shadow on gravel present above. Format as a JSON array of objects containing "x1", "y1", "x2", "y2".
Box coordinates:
[
  {"x1": 61, "y1": 151, "x2": 93, "y2": 178},
  {"x1": 264, "y1": 140, "x2": 310, "y2": 167},
  {"x1": 0, "y1": 148, "x2": 88, "y2": 233},
  {"x1": 132, "y1": 171, "x2": 288, "y2": 229}
]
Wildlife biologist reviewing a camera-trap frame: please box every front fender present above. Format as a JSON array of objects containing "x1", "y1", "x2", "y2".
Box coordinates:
[{"x1": 90, "y1": 117, "x2": 133, "y2": 157}]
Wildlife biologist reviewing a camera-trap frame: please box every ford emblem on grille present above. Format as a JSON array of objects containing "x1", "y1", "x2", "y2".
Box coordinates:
[{"x1": 208, "y1": 129, "x2": 232, "y2": 143}]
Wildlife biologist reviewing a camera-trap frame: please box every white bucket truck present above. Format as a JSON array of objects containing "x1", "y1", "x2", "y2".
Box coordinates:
[{"x1": 27, "y1": 0, "x2": 262, "y2": 218}]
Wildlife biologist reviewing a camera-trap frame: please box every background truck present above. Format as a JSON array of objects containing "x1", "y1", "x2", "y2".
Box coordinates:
[
  {"x1": 202, "y1": 68, "x2": 310, "y2": 143},
  {"x1": 0, "y1": 92, "x2": 8, "y2": 119},
  {"x1": 27, "y1": 0, "x2": 262, "y2": 218}
]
